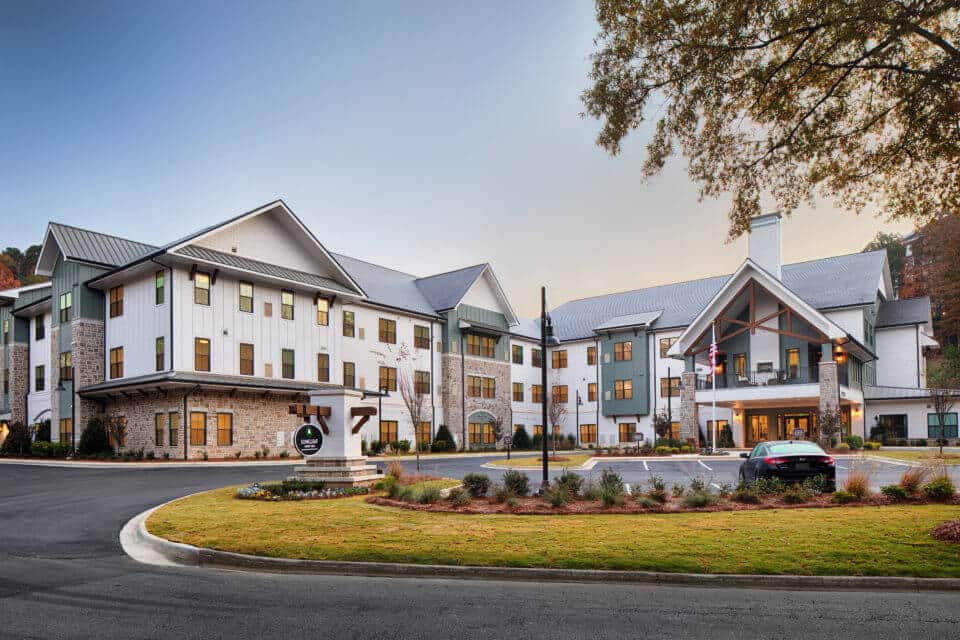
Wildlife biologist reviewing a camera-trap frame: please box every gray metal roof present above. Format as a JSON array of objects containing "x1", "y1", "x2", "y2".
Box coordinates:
[
  {"x1": 546, "y1": 251, "x2": 888, "y2": 341},
  {"x1": 863, "y1": 385, "x2": 934, "y2": 400},
  {"x1": 78, "y1": 370, "x2": 341, "y2": 396},
  {"x1": 594, "y1": 311, "x2": 663, "y2": 332},
  {"x1": 511, "y1": 317, "x2": 541, "y2": 341},
  {"x1": 175, "y1": 245, "x2": 359, "y2": 297},
  {"x1": 414, "y1": 264, "x2": 487, "y2": 311},
  {"x1": 49, "y1": 223, "x2": 158, "y2": 267},
  {"x1": 877, "y1": 297, "x2": 932, "y2": 328},
  {"x1": 331, "y1": 253, "x2": 438, "y2": 316}
]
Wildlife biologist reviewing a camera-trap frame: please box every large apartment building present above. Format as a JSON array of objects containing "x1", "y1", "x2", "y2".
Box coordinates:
[{"x1": 0, "y1": 202, "x2": 949, "y2": 455}]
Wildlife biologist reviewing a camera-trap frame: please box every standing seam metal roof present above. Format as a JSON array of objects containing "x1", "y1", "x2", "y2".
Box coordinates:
[{"x1": 49, "y1": 223, "x2": 158, "y2": 267}]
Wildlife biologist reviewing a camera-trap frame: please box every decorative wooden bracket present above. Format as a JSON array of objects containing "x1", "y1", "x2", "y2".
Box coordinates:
[
  {"x1": 350, "y1": 406, "x2": 377, "y2": 434},
  {"x1": 288, "y1": 404, "x2": 333, "y2": 435}
]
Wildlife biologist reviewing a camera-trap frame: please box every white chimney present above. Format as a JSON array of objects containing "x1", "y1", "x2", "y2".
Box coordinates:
[{"x1": 748, "y1": 212, "x2": 782, "y2": 280}]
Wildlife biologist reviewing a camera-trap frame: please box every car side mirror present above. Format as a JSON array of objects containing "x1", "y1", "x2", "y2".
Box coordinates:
[{"x1": 739, "y1": 452, "x2": 749, "y2": 459}]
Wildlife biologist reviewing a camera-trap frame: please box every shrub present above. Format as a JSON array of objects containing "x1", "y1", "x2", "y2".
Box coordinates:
[
  {"x1": 162, "y1": 452, "x2": 171, "y2": 460},
  {"x1": 843, "y1": 468, "x2": 871, "y2": 499},
  {"x1": 361, "y1": 439, "x2": 368, "y2": 454},
  {"x1": 669, "y1": 447, "x2": 680, "y2": 454},
  {"x1": 647, "y1": 474, "x2": 666, "y2": 492},
  {"x1": 923, "y1": 472, "x2": 956, "y2": 502},
  {"x1": 375, "y1": 475, "x2": 399, "y2": 495},
  {"x1": 682, "y1": 491, "x2": 719, "y2": 508},
  {"x1": 77, "y1": 419, "x2": 111, "y2": 456},
  {"x1": 35, "y1": 420, "x2": 51, "y2": 442},
  {"x1": 493, "y1": 484, "x2": 515, "y2": 504},
  {"x1": 834, "y1": 442, "x2": 851, "y2": 452},
  {"x1": 680, "y1": 445, "x2": 692, "y2": 453},
  {"x1": 531, "y1": 433, "x2": 543, "y2": 450},
  {"x1": 31, "y1": 441, "x2": 53, "y2": 458},
  {"x1": 640, "y1": 441, "x2": 654, "y2": 455},
  {"x1": 863, "y1": 441, "x2": 881, "y2": 451},
  {"x1": 431, "y1": 425, "x2": 456, "y2": 452},
  {"x1": 581, "y1": 479, "x2": 601, "y2": 501},
  {"x1": 146, "y1": 450, "x2": 156, "y2": 460},
  {"x1": 502, "y1": 470, "x2": 530, "y2": 496},
  {"x1": 254, "y1": 450, "x2": 261, "y2": 459},
  {"x1": 394, "y1": 439, "x2": 411, "y2": 453},
  {"x1": 636, "y1": 495, "x2": 662, "y2": 509},
  {"x1": 417, "y1": 485, "x2": 442, "y2": 504},
  {"x1": 449, "y1": 487, "x2": 471, "y2": 507},
  {"x1": 844, "y1": 435, "x2": 864, "y2": 450},
  {"x1": 510, "y1": 425, "x2": 532, "y2": 450},
  {"x1": 233, "y1": 451, "x2": 241, "y2": 459},
  {"x1": 260, "y1": 479, "x2": 327, "y2": 497},
  {"x1": 369, "y1": 440, "x2": 385, "y2": 455},
  {"x1": 671, "y1": 483, "x2": 685, "y2": 498},
  {"x1": 599, "y1": 468, "x2": 624, "y2": 495},
  {"x1": 555, "y1": 471, "x2": 582, "y2": 496},
  {"x1": 831, "y1": 490, "x2": 858, "y2": 504},
  {"x1": 733, "y1": 486, "x2": 762, "y2": 504},
  {"x1": 505, "y1": 495, "x2": 519, "y2": 509},
  {"x1": 545, "y1": 484, "x2": 569, "y2": 507},
  {"x1": 395, "y1": 485, "x2": 416, "y2": 502},
  {"x1": 386, "y1": 459, "x2": 404, "y2": 479},
  {"x1": 655, "y1": 445, "x2": 671, "y2": 455},
  {"x1": 201, "y1": 450, "x2": 209, "y2": 461},
  {"x1": 600, "y1": 486, "x2": 626, "y2": 508},
  {"x1": 801, "y1": 474, "x2": 832, "y2": 495},
  {"x1": 279, "y1": 451, "x2": 289, "y2": 459},
  {"x1": 689, "y1": 477, "x2": 706, "y2": 493},
  {"x1": 462, "y1": 473, "x2": 491, "y2": 497},
  {"x1": 898, "y1": 467, "x2": 927, "y2": 494},
  {"x1": 881, "y1": 484, "x2": 910, "y2": 501},
  {"x1": 716, "y1": 482, "x2": 733, "y2": 499},
  {"x1": 781, "y1": 484, "x2": 815, "y2": 504}
]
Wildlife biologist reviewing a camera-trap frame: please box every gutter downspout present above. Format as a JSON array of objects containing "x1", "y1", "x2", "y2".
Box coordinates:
[
  {"x1": 24, "y1": 333, "x2": 30, "y2": 428},
  {"x1": 595, "y1": 337, "x2": 600, "y2": 441},
  {"x1": 916, "y1": 325, "x2": 921, "y2": 388},
  {"x1": 460, "y1": 334, "x2": 466, "y2": 450},
  {"x1": 430, "y1": 322, "x2": 436, "y2": 441}
]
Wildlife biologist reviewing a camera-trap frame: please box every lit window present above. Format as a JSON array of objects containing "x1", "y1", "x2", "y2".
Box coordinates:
[
  {"x1": 531, "y1": 385, "x2": 542, "y2": 403},
  {"x1": 280, "y1": 290, "x2": 294, "y2": 320},
  {"x1": 379, "y1": 366, "x2": 397, "y2": 392},
  {"x1": 240, "y1": 343, "x2": 254, "y2": 376},
  {"x1": 343, "y1": 311, "x2": 355, "y2": 337},
  {"x1": 512, "y1": 382, "x2": 524, "y2": 402},
  {"x1": 168, "y1": 412, "x2": 180, "y2": 445},
  {"x1": 414, "y1": 370, "x2": 430, "y2": 395},
  {"x1": 239, "y1": 282, "x2": 253, "y2": 313},
  {"x1": 379, "y1": 420, "x2": 398, "y2": 444},
  {"x1": 552, "y1": 385, "x2": 568, "y2": 403},
  {"x1": 343, "y1": 361, "x2": 355, "y2": 387},
  {"x1": 614, "y1": 379, "x2": 632, "y2": 400},
  {"x1": 614, "y1": 341, "x2": 632, "y2": 361},
  {"x1": 217, "y1": 413, "x2": 233, "y2": 446},
  {"x1": 316, "y1": 297, "x2": 329, "y2": 326},
  {"x1": 109, "y1": 347, "x2": 124, "y2": 379},
  {"x1": 482, "y1": 377, "x2": 495, "y2": 399},
  {"x1": 194, "y1": 338, "x2": 210, "y2": 371},
  {"x1": 586, "y1": 346, "x2": 596, "y2": 365},
  {"x1": 59, "y1": 292, "x2": 72, "y2": 323},
  {"x1": 512, "y1": 344, "x2": 523, "y2": 364},
  {"x1": 379, "y1": 318, "x2": 396, "y2": 344},
  {"x1": 551, "y1": 350, "x2": 567, "y2": 369},
  {"x1": 194, "y1": 272, "x2": 210, "y2": 305},
  {"x1": 467, "y1": 375, "x2": 482, "y2": 398},
  {"x1": 659, "y1": 337, "x2": 678, "y2": 358},
  {"x1": 414, "y1": 325, "x2": 430, "y2": 349},
  {"x1": 317, "y1": 353, "x2": 330, "y2": 382},
  {"x1": 190, "y1": 412, "x2": 206, "y2": 446},
  {"x1": 156, "y1": 337, "x2": 164, "y2": 371},
  {"x1": 579, "y1": 424, "x2": 597, "y2": 444},
  {"x1": 588, "y1": 382, "x2": 597, "y2": 402},
  {"x1": 109, "y1": 286, "x2": 123, "y2": 318},
  {"x1": 618, "y1": 423, "x2": 636, "y2": 443},
  {"x1": 660, "y1": 377, "x2": 680, "y2": 398}
]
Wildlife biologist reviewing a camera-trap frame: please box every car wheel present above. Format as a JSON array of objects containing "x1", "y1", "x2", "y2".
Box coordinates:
[{"x1": 738, "y1": 469, "x2": 747, "y2": 484}]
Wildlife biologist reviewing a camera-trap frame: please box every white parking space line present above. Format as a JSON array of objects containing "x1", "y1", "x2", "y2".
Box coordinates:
[
  {"x1": 710, "y1": 483, "x2": 721, "y2": 490},
  {"x1": 835, "y1": 464, "x2": 848, "y2": 470},
  {"x1": 642, "y1": 460, "x2": 649, "y2": 471},
  {"x1": 698, "y1": 460, "x2": 712, "y2": 471}
]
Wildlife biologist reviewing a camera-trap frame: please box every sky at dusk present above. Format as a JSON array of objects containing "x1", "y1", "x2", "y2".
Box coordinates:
[{"x1": 0, "y1": 1, "x2": 912, "y2": 317}]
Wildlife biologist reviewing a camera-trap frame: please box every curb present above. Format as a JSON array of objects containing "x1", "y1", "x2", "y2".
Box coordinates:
[
  {"x1": 121, "y1": 494, "x2": 960, "y2": 593},
  {"x1": 0, "y1": 458, "x2": 299, "y2": 469}
]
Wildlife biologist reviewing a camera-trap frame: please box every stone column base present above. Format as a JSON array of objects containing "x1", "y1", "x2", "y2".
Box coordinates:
[{"x1": 292, "y1": 457, "x2": 382, "y2": 488}]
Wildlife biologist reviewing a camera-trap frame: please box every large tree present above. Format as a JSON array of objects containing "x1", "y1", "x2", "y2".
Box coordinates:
[
  {"x1": 863, "y1": 231, "x2": 906, "y2": 293},
  {"x1": 583, "y1": 1, "x2": 960, "y2": 239},
  {"x1": 901, "y1": 215, "x2": 960, "y2": 343},
  {"x1": 1, "y1": 245, "x2": 45, "y2": 285}
]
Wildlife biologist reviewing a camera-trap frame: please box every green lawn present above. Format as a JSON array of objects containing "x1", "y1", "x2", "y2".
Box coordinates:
[
  {"x1": 486, "y1": 453, "x2": 594, "y2": 469},
  {"x1": 870, "y1": 450, "x2": 960, "y2": 465},
  {"x1": 147, "y1": 487, "x2": 960, "y2": 577}
]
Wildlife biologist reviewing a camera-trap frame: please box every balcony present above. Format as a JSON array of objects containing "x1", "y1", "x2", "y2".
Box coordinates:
[{"x1": 696, "y1": 366, "x2": 820, "y2": 390}]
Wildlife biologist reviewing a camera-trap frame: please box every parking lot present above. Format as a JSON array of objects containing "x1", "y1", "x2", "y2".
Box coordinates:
[{"x1": 398, "y1": 453, "x2": 959, "y2": 492}]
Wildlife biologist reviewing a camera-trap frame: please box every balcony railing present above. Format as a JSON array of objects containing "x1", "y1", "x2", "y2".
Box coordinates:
[{"x1": 695, "y1": 366, "x2": 820, "y2": 390}]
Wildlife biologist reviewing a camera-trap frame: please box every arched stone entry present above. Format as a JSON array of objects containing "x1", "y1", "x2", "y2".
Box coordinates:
[{"x1": 466, "y1": 411, "x2": 497, "y2": 449}]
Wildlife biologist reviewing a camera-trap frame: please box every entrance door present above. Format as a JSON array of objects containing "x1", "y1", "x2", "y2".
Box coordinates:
[
  {"x1": 784, "y1": 414, "x2": 810, "y2": 440},
  {"x1": 748, "y1": 415, "x2": 769, "y2": 445}
]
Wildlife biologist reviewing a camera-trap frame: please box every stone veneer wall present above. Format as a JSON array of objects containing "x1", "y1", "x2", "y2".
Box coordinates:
[
  {"x1": 440, "y1": 353, "x2": 511, "y2": 447},
  {"x1": 101, "y1": 389, "x2": 307, "y2": 459},
  {"x1": 679, "y1": 370, "x2": 699, "y2": 445},
  {"x1": 8, "y1": 344, "x2": 28, "y2": 424},
  {"x1": 71, "y1": 319, "x2": 104, "y2": 435},
  {"x1": 819, "y1": 361, "x2": 840, "y2": 414}
]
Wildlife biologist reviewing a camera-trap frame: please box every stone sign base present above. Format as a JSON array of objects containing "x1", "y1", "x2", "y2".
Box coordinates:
[{"x1": 292, "y1": 457, "x2": 381, "y2": 488}]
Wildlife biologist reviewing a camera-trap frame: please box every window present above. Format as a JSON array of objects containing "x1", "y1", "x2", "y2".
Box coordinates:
[
  {"x1": 343, "y1": 361, "x2": 355, "y2": 387},
  {"x1": 552, "y1": 385, "x2": 568, "y2": 403},
  {"x1": 194, "y1": 338, "x2": 210, "y2": 372},
  {"x1": 379, "y1": 366, "x2": 397, "y2": 392},
  {"x1": 109, "y1": 286, "x2": 123, "y2": 317},
  {"x1": 194, "y1": 272, "x2": 210, "y2": 305},
  {"x1": 379, "y1": 318, "x2": 396, "y2": 344},
  {"x1": 59, "y1": 291, "x2": 72, "y2": 323},
  {"x1": 588, "y1": 382, "x2": 597, "y2": 402},
  {"x1": 532, "y1": 348, "x2": 543, "y2": 368},
  {"x1": 414, "y1": 325, "x2": 430, "y2": 349},
  {"x1": 659, "y1": 337, "x2": 678, "y2": 358},
  {"x1": 587, "y1": 346, "x2": 596, "y2": 365},
  {"x1": 155, "y1": 337, "x2": 165, "y2": 371},
  {"x1": 466, "y1": 334, "x2": 480, "y2": 356},
  {"x1": 928, "y1": 413, "x2": 959, "y2": 439},
  {"x1": 614, "y1": 379, "x2": 633, "y2": 400},
  {"x1": 467, "y1": 375, "x2": 482, "y2": 398},
  {"x1": 580, "y1": 424, "x2": 597, "y2": 444},
  {"x1": 481, "y1": 336, "x2": 495, "y2": 358},
  {"x1": 343, "y1": 311, "x2": 355, "y2": 337},
  {"x1": 239, "y1": 343, "x2": 254, "y2": 376},
  {"x1": 482, "y1": 377, "x2": 495, "y2": 399},
  {"x1": 531, "y1": 384, "x2": 542, "y2": 403},
  {"x1": 379, "y1": 420, "x2": 398, "y2": 444},
  {"x1": 757, "y1": 361, "x2": 774, "y2": 373},
  {"x1": 614, "y1": 341, "x2": 632, "y2": 361},
  {"x1": 217, "y1": 413, "x2": 233, "y2": 446},
  {"x1": 415, "y1": 370, "x2": 430, "y2": 395},
  {"x1": 551, "y1": 350, "x2": 567, "y2": 369},
  {"x1": 416, "y1": 421, "x2": 431, "y2": 445},
  {"x1": 280, "y1": 290, "x2": 294, "y2": 320},
  {"x1": 468, "y1": 421, "x2": 496, "y2": 446},
  {"x1": 2, "y1": 319, "x2": 7, "y2": 343},
  {"x1": 317, "y1": 353, "x2": 330, "y2": 382},
  {"x1": 483, "y1": 422, "x2": 495, "y2": 445},
  {"x1": 733, "y1": 353, "x2": 747, "y2": 378},
  {"x1": 155, "y1": 270, "x2": 164, "y2": 305},
  {"x1": 109, "y1": 347, "x2": 124, "y2": 379},
  {"x1": 877, "y1": 414, "x2": 908, "y2": 440},
  {"x1": 35, "y1": 365, "x2": 45, "y2": 392},
  {"x1": 618, "y1": 422, "x2": 636, "y2": 443},
  {"x1": 59, "y1": 418, "x2": 73, "y2": 445},
  {"x1": 282, "y1": 349, "x2": 295, "y2": 379},
  {"x1": 35, "y1": 314, "x2": 44, "y2": 341},
  {"x1": 512, "y1": 344, "x2": 523, "y2": 364},
  {"x1": 59, "y1": 352, "x2": 73, "y2": 381},
  {"x1": 168, "y1": 412, "x2": 179, "y2": 445},
  {"x1": 315, "y1": 297, "x2": 329, "y2": 326},
  {"x1": 190, "y1": 412, "x2": 206, "y2": 446},
  {"x1": 786, "y1": 348, "x2": 800, "y2": 378},
  {"x1": 512, "y1": 382, "x2": 524, "y2": 402},
  {"x1": 660, "y1": 377, "x2": 680, "y2": 398},
  {"x1": 239, "y1": 282, "x2": 253, "y2": 313},
  {"x1": 532, "y1": 425, "x2": 543, "y2": 437},
  {"x1": 154, "y1": 414, "x2": 164, "y2": 447}
]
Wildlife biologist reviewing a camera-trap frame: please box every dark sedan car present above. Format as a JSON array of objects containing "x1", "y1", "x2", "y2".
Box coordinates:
[{"x1": 739, "y1": 440, "x2": 836, "y2": 490}]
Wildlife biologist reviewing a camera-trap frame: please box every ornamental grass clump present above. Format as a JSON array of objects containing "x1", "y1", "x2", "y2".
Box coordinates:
[
  {"x1": 899, "y1": 466, "x2": 928, "y2": 495},
  {"x1": 386, "y1": 459, "x2": 405, "y2": 479},
  {"x1": 544, "y1": 484, "x2": 570, "y2": 508},
  {"x1": 416, "y1": 485, "x2": 442, "y2": 504},
  {"x1": 843, "y1": 468, "x2": 872, "y2": 499},
  {"x1": 645, "y1": 474, "x2": 668, "y2": 503},
  {"x1": 449, "y1": 487, "x2": 472, "y2": 507},
  {"x1": 923, "y1": 470, "x2": 956, "y2": 502}
]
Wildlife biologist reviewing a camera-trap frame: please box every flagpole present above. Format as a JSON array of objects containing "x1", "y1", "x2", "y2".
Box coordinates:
[{"x1": 711, "y1": 322, "x2": 717, "y2": 451}]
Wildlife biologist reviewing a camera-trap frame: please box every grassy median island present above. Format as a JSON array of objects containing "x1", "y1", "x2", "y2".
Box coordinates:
[
  {"x1": 871, "y1": 450, "x2": 960, "y2": 465},
  {"x1": 147, "y1": 487, "x2": 960, "y2": 577},
  {"x1": 486, "y1": 453, "x2": 594, "y2": 469}
]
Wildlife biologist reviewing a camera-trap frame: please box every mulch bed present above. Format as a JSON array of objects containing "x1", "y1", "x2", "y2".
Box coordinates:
[
  {"x1": 367, "y1": 493, "x2": 960, "y2": 516},
  {"x1": 932, "y1": 519, "x2": 960, "y2": 543}
]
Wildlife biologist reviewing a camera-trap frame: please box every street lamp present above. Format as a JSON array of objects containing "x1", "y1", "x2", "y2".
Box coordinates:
[{"x1": 540, "y1": 286, "x2": 561, "y2": 489}]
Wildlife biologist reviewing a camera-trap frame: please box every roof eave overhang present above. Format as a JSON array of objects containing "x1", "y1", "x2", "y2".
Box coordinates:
[
  {"x1": 12, "y1": 296, "x2": 52, "y2": 317},
  {"x1": 78, "y1": 374, "x2": 341, "y2": 399}
]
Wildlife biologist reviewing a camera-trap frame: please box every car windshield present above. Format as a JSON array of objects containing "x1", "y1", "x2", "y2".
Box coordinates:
[{"x1": 767, "y1": 442, "x2": 825, "y2": 456}]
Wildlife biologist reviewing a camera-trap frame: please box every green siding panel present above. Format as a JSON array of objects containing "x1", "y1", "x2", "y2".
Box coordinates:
[
  {"x1": 600, "y1": 330, "x2": 650, "y2": 417},
  {"x1": 51, "y1": 254, "x2": 108, "y2": 325},
  {"x1": 442, "y1": 304, "x2": 510, "y2": 361}
]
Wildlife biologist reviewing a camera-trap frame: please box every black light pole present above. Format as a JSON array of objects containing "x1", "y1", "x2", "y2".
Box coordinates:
[{"x1": 539, "y1": 286, "x2": 560, "y2": 488}]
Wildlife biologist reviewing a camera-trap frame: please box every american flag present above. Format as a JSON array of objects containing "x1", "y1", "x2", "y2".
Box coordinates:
[{"x1": 709, "y1": 342, "x2": 719, "y2": 374}]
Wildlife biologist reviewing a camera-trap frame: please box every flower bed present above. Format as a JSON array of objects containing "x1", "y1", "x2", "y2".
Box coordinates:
[{"x1": 236, "y1": 480, "x2": 369, "y2": 501}]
